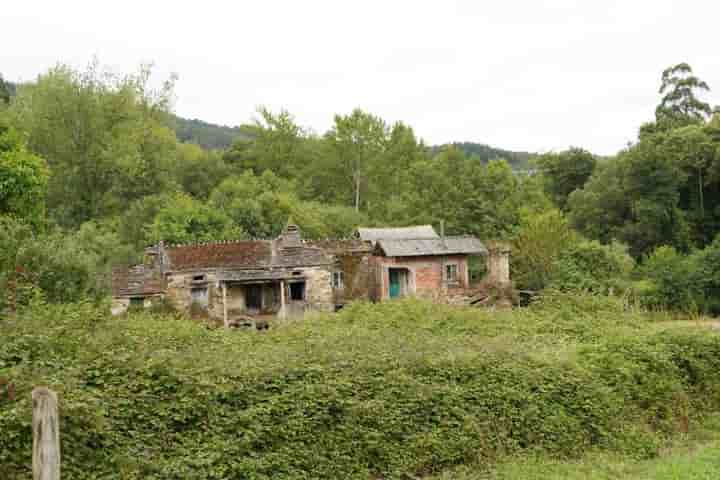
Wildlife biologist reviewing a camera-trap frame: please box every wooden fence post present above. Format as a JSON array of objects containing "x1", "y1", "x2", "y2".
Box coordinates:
[{"x1": 32, "y1": 387, "x2": 60, "y2": 480}]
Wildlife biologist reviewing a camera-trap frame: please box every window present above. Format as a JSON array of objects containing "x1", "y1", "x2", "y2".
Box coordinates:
[
  {"x1": 445, "y1": 264, "x2": 458, "y2": 284},
  {"x1": 130, "y1": 297, "x2": 144, "y2": 308},
  {"x1": 332, "y1": 271, "x2": 344, "y2": 289},
  {"x1": 192, "y1": 274, "x2": 206, "y2": 282},
  {"x1": 289, "y1": 281, "x2": 305, "y2": 301}
]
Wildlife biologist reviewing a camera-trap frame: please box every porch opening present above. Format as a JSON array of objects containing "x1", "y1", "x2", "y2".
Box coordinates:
[
  {"x1": 245, "y1": 285, "x2": 263, "y2": 311},
  {"x1": 289, "y1": 281, "x2": 305, "y2": 301}
]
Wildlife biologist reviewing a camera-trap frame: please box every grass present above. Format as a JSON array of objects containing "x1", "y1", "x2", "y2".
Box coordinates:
[{"x1": 431, "y1": 414, "x2": 720, "y2": 479}]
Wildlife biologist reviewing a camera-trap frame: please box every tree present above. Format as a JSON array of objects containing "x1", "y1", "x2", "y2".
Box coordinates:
[
  {"x1": 657, "y1": 63, "x2": 712, "y2": 123},
  {"x1": 172, "y1": 143, "x2": 229, "y2": 199},
  {"x1": 0, "y1": 74, "x2": 10, "y2": 104},
  {"x1": 149, "y1": 193, "x2": 244, "y2": 245},
  {"x1": 535, "y1": 148, "x2": 596, "y2": 209},
  {"x1": 223, "y1": 107, "x2": 312, "y2": 179},
  {"x1": 0, "y1": 125, "x2": 49, "y2": 226},
  {"x1": 7, "y1": 61, "x2": 177, "y2": 227},
  {"x1": 325, "y1": 109, "x2": 388, "y2": 211},
  {"x1": 642, "y1": 63, "x2": 713, "y2": 136},
  {"x1": 511, "y1": 209, "x2": 578, "y2": 291}
]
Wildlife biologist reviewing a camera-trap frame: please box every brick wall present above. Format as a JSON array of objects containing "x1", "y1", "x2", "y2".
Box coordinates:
[{"x1": 374, "y1": 255, "x2": 469, "y2": 300}]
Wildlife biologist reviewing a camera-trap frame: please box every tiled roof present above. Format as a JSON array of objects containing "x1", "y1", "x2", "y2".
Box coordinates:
[
  {"x1": 165, "y1": 239, "x2": 333, "y2": 271},
  {"x1": 111, "y1": 265, "x2": 164, "y2": 297},
  {"x1": 305, "y1": 239, "x2": 373, "y2": 254},
  {"x1": 357, "y1": 225, "x2": 439, "y2": 242},
  {"x1": 166, "y1": 241, "x2": 273, "y2": 270},
  {"x1": 375, "y1": 236, "x2": 487, "y2": 257}
]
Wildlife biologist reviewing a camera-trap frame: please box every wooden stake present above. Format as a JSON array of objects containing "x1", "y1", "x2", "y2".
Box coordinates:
[
  {"x1": 32, "y1": 387, "x2": 60, "y2": 480},
  {"x1": 222, "y1": 283, "x2": 229, "y2": 328}
]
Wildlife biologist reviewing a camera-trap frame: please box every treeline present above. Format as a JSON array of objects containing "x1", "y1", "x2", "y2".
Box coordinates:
[
  {"x1": 0, "y1": 62, "x2": 546, "y2": 306},
  {"x1": 1, "y1": 61, "x2": 720, "y2": 313},
  {"x1": 520, "y1": 63, "x2": 720, "y2": 312}
]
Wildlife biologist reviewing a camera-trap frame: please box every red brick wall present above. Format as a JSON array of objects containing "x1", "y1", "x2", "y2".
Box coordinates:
[{"x1": 373, "y1": 255, "x2": 469, "y2": 300}]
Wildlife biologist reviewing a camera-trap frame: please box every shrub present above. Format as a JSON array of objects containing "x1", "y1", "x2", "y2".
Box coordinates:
[
  {"x1": 637, "y1": 246, "x2": 699, "y2": 311},
  {"x1": 1, "y1": 299, "x2": 720, "y2": 479},
  {"x1": 550, "y1": 240, "x2": 634, "y2": 294}
]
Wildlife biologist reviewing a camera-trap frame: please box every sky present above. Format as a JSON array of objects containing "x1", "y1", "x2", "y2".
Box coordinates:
[{"x1": 3, "y1": 0, "x2": 719, "y2": 156}]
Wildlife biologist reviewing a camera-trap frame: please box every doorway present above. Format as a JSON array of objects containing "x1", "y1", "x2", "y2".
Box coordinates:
[
  {"x1": 245, "y1": 285, "x2": 263, "y2": 311},
  {"x1": 388, "y1": 268, "x2": 410, "y2": 298}
]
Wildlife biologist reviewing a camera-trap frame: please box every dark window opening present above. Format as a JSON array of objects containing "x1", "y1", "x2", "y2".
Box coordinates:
[
  {"x1": 292, "y1": 271, "x2": 302, "y2": 276},
  {"x1": 332, "y1": 271, "x2": 344, "y2": 289},
  {"x1": 130, "y1": 297, "x2": 144, "y2": 307},
  {"x1": 193, "y1": 274, "x2": 206, "y2": 282},
  {"x1": 290, "y1": 282, "x2": 305, "y2": 301},
  {"x1": 445, "y1": 264, "x2": 458, "y2": 284}
]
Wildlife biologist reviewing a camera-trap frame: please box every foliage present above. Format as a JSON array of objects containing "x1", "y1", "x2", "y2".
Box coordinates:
[
  {"x1": 636, "y1": 246, "x2": 699, "y2": 312},
  {"x1": 511, "y1": 209, "x2": 578, "y2": 291},
  {"x1": 430, "y1": 142, "x2": 533, "y2": 170},
  {"x1": 535, "y1": 147, "x2": 597, "y2": 210},
  {"x1": 6, "y1": 61, "x2": 177, "y2": 228},
  {"x1": 0, "y1": 125, "x2": 49, "y2": 226},
  {"x1": 550, "y1": 240, "x2": 634, "y2": 294},
  {"x1": 2, "y1": 298, "x2": 720, "y2": 478},
  {"x1": 149, "y1": 193, "x2": 244, "y2": 245},
  {"x1": 172, "y1": 115, "x2": 246, "y2": 149}
]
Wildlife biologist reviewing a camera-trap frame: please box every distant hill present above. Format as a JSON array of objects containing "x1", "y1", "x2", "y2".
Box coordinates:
[
  {"x1": 2, "y1": 74, "x2": 534, "y2": 162},
  {"x1": 0, "y1": 77, "x2": 16, "y2": 102},
  {"x1": 431, "y1": 142, "x2": 534, "y2": 170},
  {"x1": 171, "y1": 116, "x2": 250, "y2": 149}
]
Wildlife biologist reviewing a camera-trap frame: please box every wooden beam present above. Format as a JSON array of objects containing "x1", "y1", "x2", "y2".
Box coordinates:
[
  {"x1": 279, "y1": 280, "x2": 286, "y2": 319},
  {"x1": 222, "y1": 283, "x2": 228, "y2": 328},
  {"x1": 32, "y1": 387, "x2": 60, "y2": 480}
]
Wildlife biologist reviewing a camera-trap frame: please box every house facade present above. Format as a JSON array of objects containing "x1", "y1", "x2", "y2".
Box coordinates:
[{"x1": 112, "y1": 224, "x2": 510, "y2": 324}]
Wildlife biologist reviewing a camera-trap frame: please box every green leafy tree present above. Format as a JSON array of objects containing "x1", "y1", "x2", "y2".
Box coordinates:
[
  {"x1": 223, "y1": 107, "x2": 312, "y2": 179},
  {"x1": 637, "y1": 245, "x2": 699, "y2": 311},
  {"x1": 535, "y1": 148, "x2": 596, "y2": 209},
  {"x1": 324, "y1": 109, "x2": 388, "y2": 211},
  {"x1": 7, "y1": 61, "x2": 177, "y2": 227},
  {"x1": 511, "y1": 209, "x2": 578, "y2": 291},
  {"x1": 0, "y1": 125, "x2": 49, "y2": 226},
  {"x1": 150, "y1": 193, "x2": 244, "y2": 245},
  {"x1": 550, "y1": 240, "x2": 634, "y2": 294},
  {"x1": 641, "y1": 63, "x2": 713, "y2": 136},
  {"x1": 0, "y1": 74, "x2": 10, "y2": 104},
  {"x1": 172, "y1": 143, "x2": 229, "y2": 199}
]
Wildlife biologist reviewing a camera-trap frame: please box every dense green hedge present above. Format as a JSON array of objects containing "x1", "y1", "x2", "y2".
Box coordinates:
[{"x1": 1, "y1": 297, "x2": 719, "y2": 479}]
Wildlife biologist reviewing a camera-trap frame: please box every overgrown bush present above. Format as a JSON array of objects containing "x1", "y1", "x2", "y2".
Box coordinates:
[
  {"x1": 1, "y1": 298, "x2": 719, "y2": 479},
  {"x1": 550, "y1": 240, "x2": 634, "y2": 294}
]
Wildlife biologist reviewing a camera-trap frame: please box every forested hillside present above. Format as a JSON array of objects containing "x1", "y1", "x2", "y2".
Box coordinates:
[
  {"x1": 1, "y1": 61, "x2": 720, "y2": 314},
  {"x1": 172, "y1": 115, "x2": 248, "y2": 149},
  {"x1": 431, "y1": 142, "x2": 533, "y2": 170}
]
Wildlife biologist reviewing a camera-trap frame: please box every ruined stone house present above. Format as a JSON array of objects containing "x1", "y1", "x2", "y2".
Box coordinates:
[{"x1": 111, "y1": 223, "x2": 510, "y2": 324}]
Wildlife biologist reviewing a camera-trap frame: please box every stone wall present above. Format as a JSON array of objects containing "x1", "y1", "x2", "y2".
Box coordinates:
[
  {"x1": 163, "y1": 266, "x2": 334, "y2": 321},
  {"x1": 333, "y1": 253, "x2": 372, "y2": 305},
  {"x1": 303, "y1": 267, "x2": 333, "y2": 313},
  {"x1": 485, "y1": 242, "x2": 511, "y2": 286}
]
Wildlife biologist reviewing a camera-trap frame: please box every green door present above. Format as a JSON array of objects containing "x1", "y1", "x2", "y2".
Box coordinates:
[{"x1": 389, "y1": 269, "x2": 400, "y2": 298}]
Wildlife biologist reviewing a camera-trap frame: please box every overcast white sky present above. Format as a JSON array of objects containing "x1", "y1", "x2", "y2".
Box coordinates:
[{"x1": 3, "y1": 0, "x2": 719, "y2": 155}]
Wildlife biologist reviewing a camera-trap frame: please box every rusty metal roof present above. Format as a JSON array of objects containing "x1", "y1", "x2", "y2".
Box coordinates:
[
  {"x1": 357, "y1": 225, "x2": 439, "y2": 242},
  {"x1": 112, "y1": 265, "x2": 165, "y2": 298},
  {"x1": 164, "y1": 239, "x2": 333, "y2": 271},
  {"x1": 375, "y1": 236, "x2": 487, "y2": 257}
]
